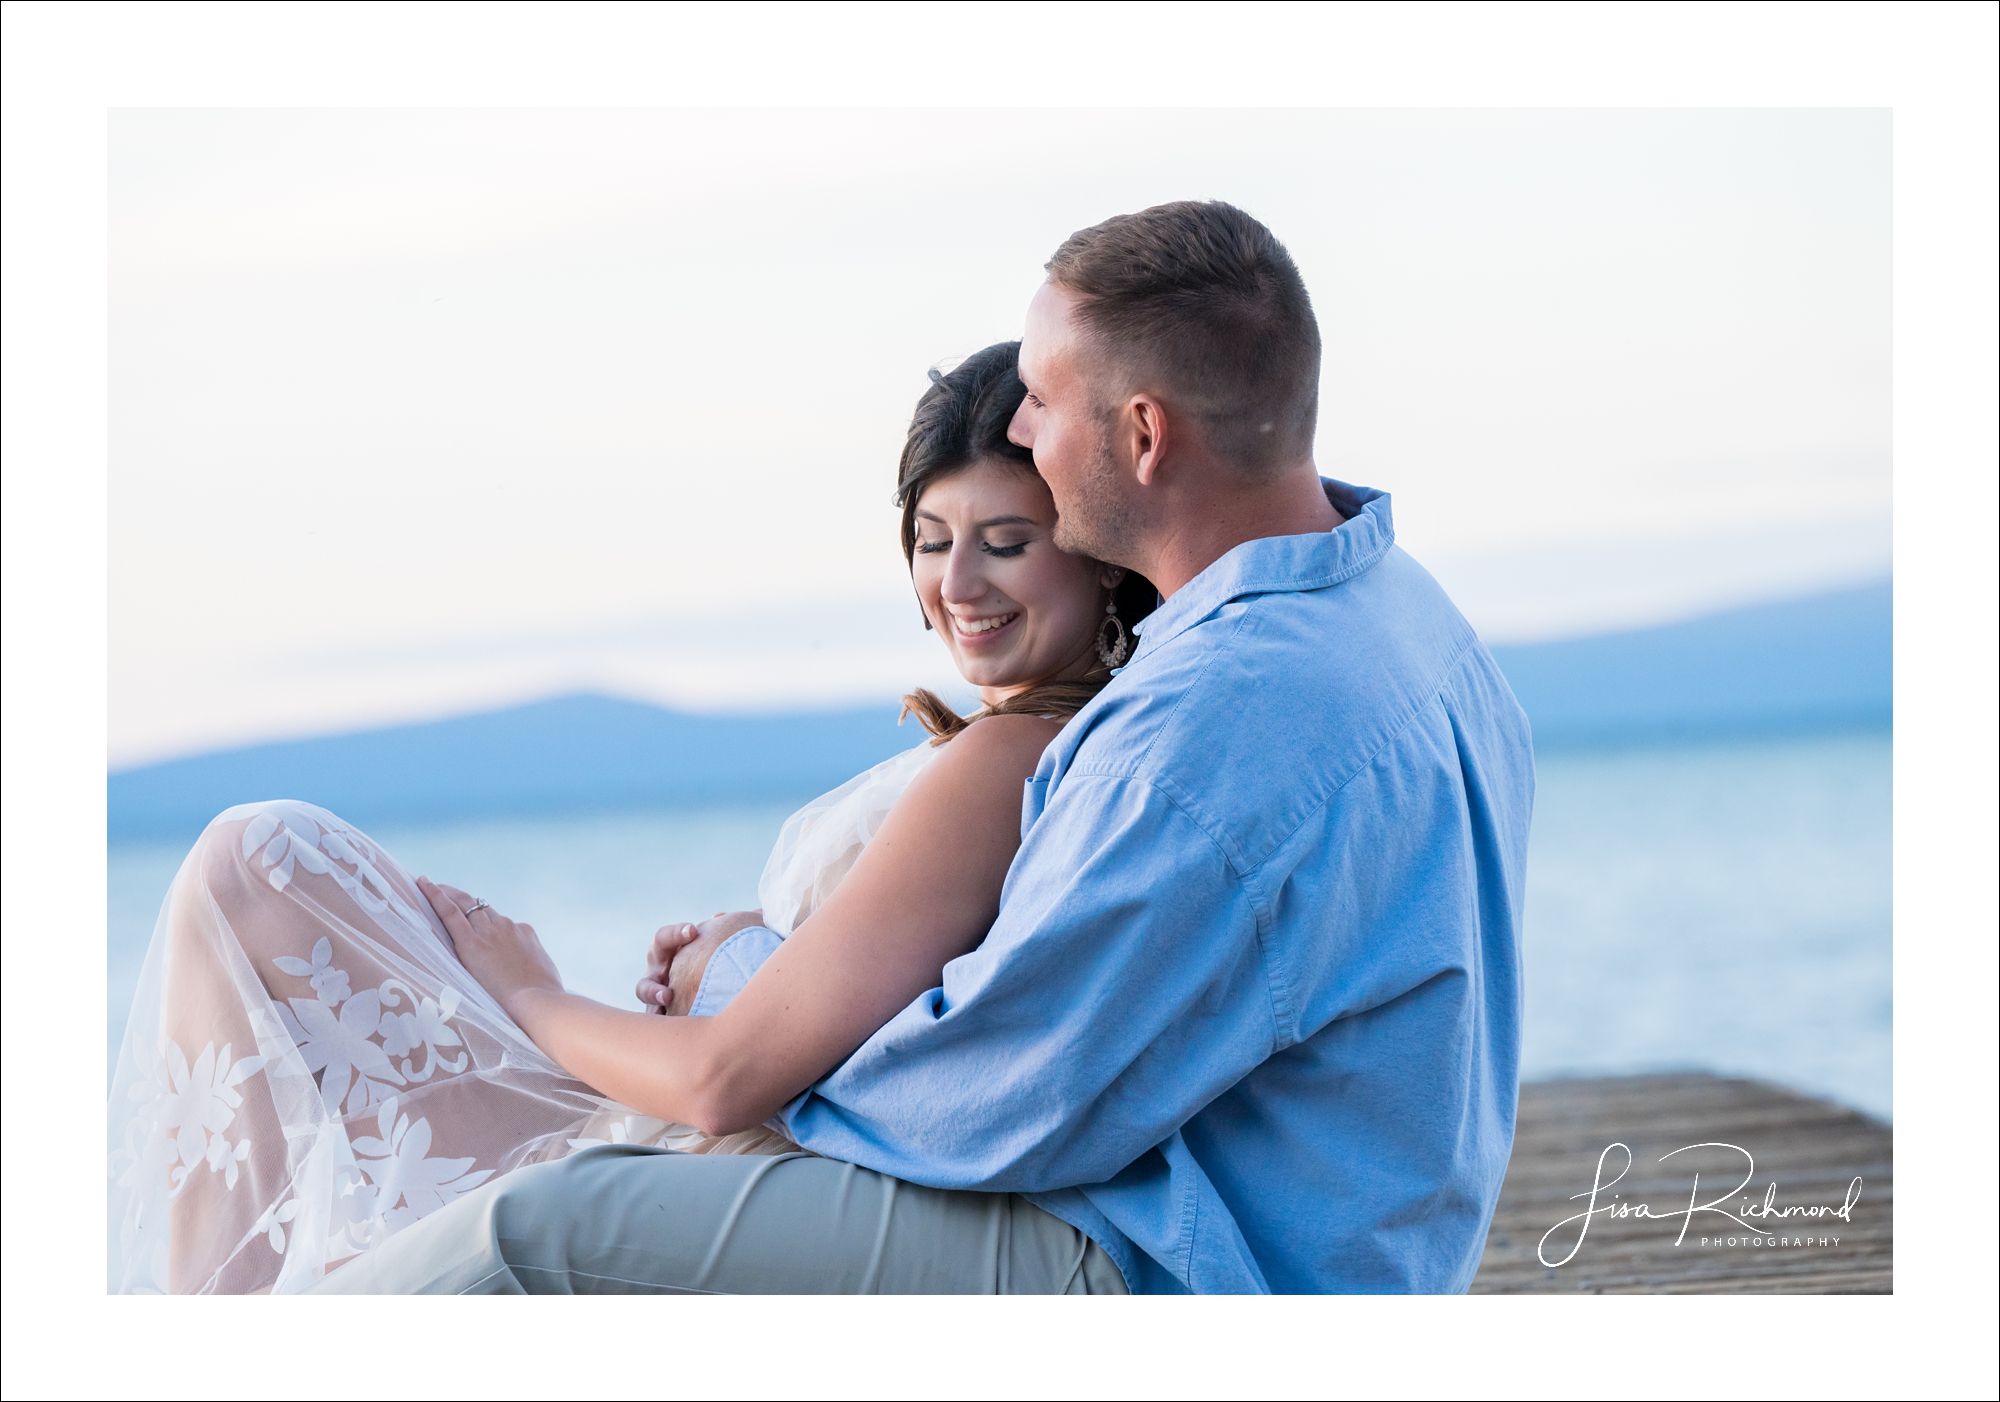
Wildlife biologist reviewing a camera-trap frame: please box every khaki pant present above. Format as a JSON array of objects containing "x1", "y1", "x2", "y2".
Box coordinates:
[{"x1": 306, "y1": 1145, "x2": 1129, "y2": 1295}]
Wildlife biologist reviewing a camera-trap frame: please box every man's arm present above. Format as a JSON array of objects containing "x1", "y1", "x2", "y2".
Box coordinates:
[
  {"x1": 635, "y1": 912, "x2": 767, "y2": 1017},
  {"x1": 776, "y1": 772, "x2": 1275, "y2": 1194}
]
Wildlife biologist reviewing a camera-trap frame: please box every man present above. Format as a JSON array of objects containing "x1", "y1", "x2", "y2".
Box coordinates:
[{"x1": 315, "y1": 200, "x2": 1533, "y2": 1294}]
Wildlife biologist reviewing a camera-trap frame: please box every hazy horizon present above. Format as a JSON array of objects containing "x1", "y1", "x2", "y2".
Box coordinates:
[{"x1": 108, "y1": 572, "x2": 1891, "y2": 781}]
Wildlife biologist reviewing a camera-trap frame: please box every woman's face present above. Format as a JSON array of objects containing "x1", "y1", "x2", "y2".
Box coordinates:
[{"x1": 910, "y1": 458, "x2": 1120, "y2": 702}]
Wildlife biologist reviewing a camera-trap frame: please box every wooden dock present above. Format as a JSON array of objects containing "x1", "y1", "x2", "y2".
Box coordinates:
[{"x1": 1471, "y1": 1073, "x2": 1892, "y2": 1293}]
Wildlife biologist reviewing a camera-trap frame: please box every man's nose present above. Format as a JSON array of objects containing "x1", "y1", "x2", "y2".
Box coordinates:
[{"x1": 1006, "y1": 401, "x2": 1034, "y2": 449}]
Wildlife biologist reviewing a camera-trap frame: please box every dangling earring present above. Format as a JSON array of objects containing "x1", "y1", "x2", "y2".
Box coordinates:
[{"x1": 1097, "y1": 595, "x2": 1130, "y2": 669}]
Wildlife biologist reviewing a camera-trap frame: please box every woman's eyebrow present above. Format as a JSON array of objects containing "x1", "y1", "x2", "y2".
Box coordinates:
[{"x1": 913, "y1": 510, "x2": 1038, "y2": 529}]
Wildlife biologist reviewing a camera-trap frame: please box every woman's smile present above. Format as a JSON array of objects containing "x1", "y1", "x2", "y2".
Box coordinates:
[{"x1": 951, "y1": 610, "x2": 1021, "y2": 641}]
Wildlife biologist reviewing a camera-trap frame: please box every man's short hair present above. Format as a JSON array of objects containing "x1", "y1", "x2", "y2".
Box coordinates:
[{"x1": 1046, "y1": 200, "x2": 1320, "y2": 475}]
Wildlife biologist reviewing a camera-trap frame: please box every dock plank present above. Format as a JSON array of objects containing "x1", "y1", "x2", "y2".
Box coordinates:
[{"x1": 1470, "y1": 1073, "x2": 1891, "y2": 1294}]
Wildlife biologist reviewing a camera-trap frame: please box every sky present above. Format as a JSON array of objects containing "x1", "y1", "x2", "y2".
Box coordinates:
[{"x1": 109, "y1": 108, "x2": 1890, "y2": 767}]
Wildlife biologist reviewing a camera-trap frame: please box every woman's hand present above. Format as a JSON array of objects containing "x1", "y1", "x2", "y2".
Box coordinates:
[
  {"x1": 636, "y1": 911, "x2": 766, "y2": 1016},
  {"x1": 418, "y1": 877, "x2": 563, "y2": 1019},
  {"x1": 637, "y1": 922, "x2": 700, "y2": 1014}
]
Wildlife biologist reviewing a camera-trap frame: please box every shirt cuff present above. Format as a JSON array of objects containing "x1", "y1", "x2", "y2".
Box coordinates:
[{"x1": 686, "y1": 925, "x2": 784, "y2": 1017}]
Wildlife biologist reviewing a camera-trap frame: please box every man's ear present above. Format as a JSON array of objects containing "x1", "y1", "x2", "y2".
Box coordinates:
[{"x1": 1127, "y1": 394, "x2": 1169, "y2": 486}]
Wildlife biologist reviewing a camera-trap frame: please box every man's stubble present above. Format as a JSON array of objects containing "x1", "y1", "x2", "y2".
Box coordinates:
[{"x1": 1047, "y1": 422, "x2": 1145, "y2": 573}]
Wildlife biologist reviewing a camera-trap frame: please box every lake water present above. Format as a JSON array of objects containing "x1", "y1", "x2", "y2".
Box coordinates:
[{"x1": 107, "y1": 729, "x2": 1892, "y2": 1118}]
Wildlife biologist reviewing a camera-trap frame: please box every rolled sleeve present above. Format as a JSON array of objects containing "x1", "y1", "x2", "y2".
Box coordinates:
[{"x1": 685, "y1": 925, "x2": 784, "y2": 1017}]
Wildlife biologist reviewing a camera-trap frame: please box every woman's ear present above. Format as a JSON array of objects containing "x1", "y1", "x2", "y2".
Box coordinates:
[{"x1": 1099, "y1": 565, "x2": 1127, "y2": 591}]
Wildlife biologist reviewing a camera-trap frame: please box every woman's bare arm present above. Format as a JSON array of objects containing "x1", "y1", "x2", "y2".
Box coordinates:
[{"x1": 427, "y1": 714, "x2": 1061, "y2": 1136}]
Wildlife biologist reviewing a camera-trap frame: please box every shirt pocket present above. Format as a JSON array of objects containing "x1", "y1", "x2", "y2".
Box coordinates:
[{"x1": 1020, "y1": 776, "x2": 1050, "y2": 840}]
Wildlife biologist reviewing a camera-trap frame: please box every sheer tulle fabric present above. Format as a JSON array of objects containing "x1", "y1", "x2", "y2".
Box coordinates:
[
  {"x1": 756, "y1": 740, "x2": 940, "y2": 934},
  {"x1": 108, "y1": 741, "x2": 937, "y2": 1294}
]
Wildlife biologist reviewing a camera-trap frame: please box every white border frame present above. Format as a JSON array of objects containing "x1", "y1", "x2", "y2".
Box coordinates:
[{"x1": 5, "y1": 3, "x2": 1994, "y2": 1398}]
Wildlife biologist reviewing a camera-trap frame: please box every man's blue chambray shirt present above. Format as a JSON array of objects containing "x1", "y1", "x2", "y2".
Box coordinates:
[{"x1": 688, "y1": 480, "x2": 1534, "y2": 1293}]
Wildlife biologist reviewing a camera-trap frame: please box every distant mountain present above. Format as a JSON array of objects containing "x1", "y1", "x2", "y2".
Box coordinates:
[
  {"x1": 1489, "y1": 580, "x2": 1890, "y2": 747},
  {"x1": 109, "y1": 698, "x2": 921, "y2": 842},
  {"x1": 108, "y1": 580, "x2": 1890, "y2": 842}
]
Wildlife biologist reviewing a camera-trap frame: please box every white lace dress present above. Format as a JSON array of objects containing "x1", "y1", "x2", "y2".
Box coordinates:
[{"x1": 107, "y1": 739, "x2": 941, "y2": 1294}]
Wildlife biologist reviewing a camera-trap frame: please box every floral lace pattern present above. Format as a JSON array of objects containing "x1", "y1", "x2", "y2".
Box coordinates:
[
  {"x1": 267, "y1": 936, "x2": 471, "y2": 1116},
  {"x1": 239, "y1": 806, "x2": 423, "y2": 928},
  {"x1": 106, "y1": 802, "x2": 601, "y2": 1294},
  {"x1": 120, "y1": 1039, "x2": 266, "y2": 1197},
  {"x1": 262, "y1": 933, "x2": 491, "y2": 1256},
  {"x1": 109, "y1": 785, "x2": 871, "y2": 1294},
  {"x1": 348, "y1": 1095, "x2": 494, "y2": 1238}
]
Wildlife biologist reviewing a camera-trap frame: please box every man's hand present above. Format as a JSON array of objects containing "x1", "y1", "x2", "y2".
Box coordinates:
[{"x1": 636, "y1": 910, "x2": 766, "y2": 1016}]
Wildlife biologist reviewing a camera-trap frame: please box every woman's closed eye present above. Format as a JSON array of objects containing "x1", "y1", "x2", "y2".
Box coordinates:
[{"x1": 915, "y1": 538, "x2": 1028, "y2": 558}]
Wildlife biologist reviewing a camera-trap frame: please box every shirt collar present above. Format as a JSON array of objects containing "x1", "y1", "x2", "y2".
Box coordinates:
[{"x1": 1130, "y1": 479, "x2": 1394, "y2": 660}]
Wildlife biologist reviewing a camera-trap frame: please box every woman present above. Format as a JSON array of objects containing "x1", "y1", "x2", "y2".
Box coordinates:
[{"x1": 108, "y1": 342, "x2": 1155, "y2": 1294}]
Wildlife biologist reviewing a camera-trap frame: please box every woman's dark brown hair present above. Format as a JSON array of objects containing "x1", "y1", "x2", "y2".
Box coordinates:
[{"x1": 893, "y1": 341, "x2": 1156, "y2": 744}]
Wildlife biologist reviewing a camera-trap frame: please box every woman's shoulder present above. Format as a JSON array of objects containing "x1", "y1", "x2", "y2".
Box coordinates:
[
  {"x1": 954, "y1": 711, "x2": 1065, "y2": 756},
  {"x1": 919, "y1": 713, "x2": 1063, "y2": 789}
]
